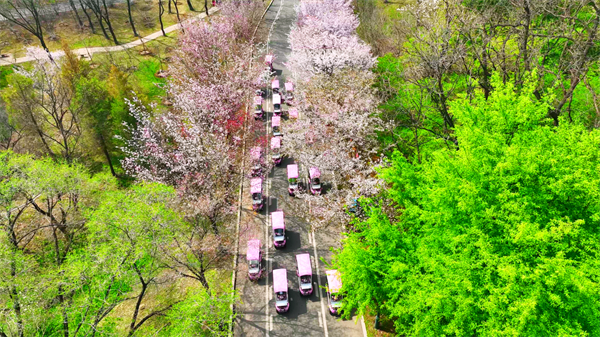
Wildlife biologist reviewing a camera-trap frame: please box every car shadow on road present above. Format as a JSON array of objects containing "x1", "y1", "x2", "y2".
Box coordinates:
[
  {"x1": 283, "y1": 288, "x2": 307, "y2": 319},
  {"x1": 320, "y1": 182, "x2": 332, "y2": 195},
  {"x1": 272, "y1": 68, "x2": 284, "y2": 77},
  {"x1": 280, "y1": 156, "x2": 296, "y2": 167},
  {"x1": 278, "y1": 230, "x2": 301, "y2": 252},
  {"x1": 267, "y1": 196, "x2": 278, "y2": 213}
]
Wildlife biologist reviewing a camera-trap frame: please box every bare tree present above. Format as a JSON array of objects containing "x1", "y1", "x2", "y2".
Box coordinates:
[
  {"x1": 2, "y1": 49, "x2": 85, "y2": 162},
  {"x1": 397, "y1": 0, "x2": 465, "y2": 138},
  {"x1": 80, "y1": 0, "x2": 118, "y2": 44},
  {"x1": 0, "y1": 0, "x2": 53, "y2": 55}
]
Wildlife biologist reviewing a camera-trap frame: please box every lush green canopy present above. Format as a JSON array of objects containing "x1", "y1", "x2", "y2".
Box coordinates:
[{"x1": 334, "y1": 74, "x2": 600, "y2": 335}]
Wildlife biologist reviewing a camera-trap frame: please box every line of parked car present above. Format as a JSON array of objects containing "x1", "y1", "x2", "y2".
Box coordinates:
[{"x1": 244, "y1": 54, "x2": 343, "y2": 316}]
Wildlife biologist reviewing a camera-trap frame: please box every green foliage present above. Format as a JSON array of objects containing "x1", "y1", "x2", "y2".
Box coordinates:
[
  {"x1": 374, "y1": 54, "x2": 447, "y2": 159},
  {"x1": 334, "y1": 73, "x2": 600, "y2": 335},
  {"x1": 163, "y1": 288, "x2": 237, "y2": 336},
  {"x1": 0, "y1": 66, "x2": 13, "y2": 89}
]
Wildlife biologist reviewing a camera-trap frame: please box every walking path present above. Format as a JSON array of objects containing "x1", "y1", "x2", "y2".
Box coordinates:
[{"x1": 0, "y1": 6, "x2": 219, "y2": 66}]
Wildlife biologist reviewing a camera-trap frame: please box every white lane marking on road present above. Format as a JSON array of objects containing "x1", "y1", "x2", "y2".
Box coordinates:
[
  {"x1": 318, "y1": 311, "x2": 323, "y2": 327},
  {"x1": 312, "y1": 229, "x2": 329, "y2": 337},
  {"x1": 308, "y1": 228, "x2": 312, "y2": 244},
  {"x1": 264, "y1": 45, "x2": 273, "y2": 337}
]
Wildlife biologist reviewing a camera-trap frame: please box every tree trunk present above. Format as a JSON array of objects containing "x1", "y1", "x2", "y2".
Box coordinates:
[
  {"x1": 204, "y1": 0, "x2": 208, "y2": 16},
  {"x1": 101, "y1": 0, "x2": 119, "y2": 44},
  {"x1": 128, "y1": 266, "x2": 149, "y2": 337},
  {"x1": 51, "y1": 227, "x2": 70, "y2": 337},
  {"x1": 125, "y1": 0, "x2": 138, "y2": 36},
  {"x1": 94, "y1": 9, "x2": 111, "y2": 40},
  {"x1": 186, "y1": 0, "x2": 194, "y2": 11},
  {"x1": 168, "y1": 0, "x2": 172, "y2": 14},
  {"x1": 80, "y1": 1, "x2": 96, "y2": 33},
  {"x1": 158, "y1": 0, "x2": 166, "y2": 36},
  {"x1": 69, "y1": 0, "x2": 84, "y2": 28},
  {"x1": 173, "y1": 0, "x2": 180, "y2": 23},
  {"x1": 10, "y1": 258, "x2": 24, "y2": 337},
  {"x1": 98, "y1": 133, "x2": 117, "y2": 177},
  {"x1": 199, "y1": 271, "x2": 210, "y2": 291}
]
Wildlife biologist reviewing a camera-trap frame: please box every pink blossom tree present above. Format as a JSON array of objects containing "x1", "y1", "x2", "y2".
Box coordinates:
[
  {"x1": 287, "y1": 0, "x2": 376, "y2": 77},
  {"x1": 282, "y1": 70, "x2": 382, "y2": 230},
  {"x1": 281, "y1": 0, "x2": 382, "y2": 230},
  {"x1": 121, "y1": 7, "x2": 263, "y2": 234}
]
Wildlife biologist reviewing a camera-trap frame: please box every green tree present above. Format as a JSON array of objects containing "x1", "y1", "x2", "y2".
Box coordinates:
[
  {"x1": 84, "y1": 183, "x2": 184, "y2": 336},
  {"x1": 0, "y1": 152, "x2": 117, "y2": 336},
  {"x1": 334, "y1": 73, "x2": 600, "y2": 335},
  {"x1": 163, "y1": 288, "x2": 237, "y2": 336}
]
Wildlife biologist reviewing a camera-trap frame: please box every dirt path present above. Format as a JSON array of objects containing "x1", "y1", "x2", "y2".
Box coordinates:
[{"x1": 0, "y1": 6, "x2": 218, "y2": 66}]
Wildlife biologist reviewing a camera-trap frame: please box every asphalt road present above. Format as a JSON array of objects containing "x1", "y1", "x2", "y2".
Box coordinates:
[{"x1": 233, "y1": 0, "x2": 367, "y2": 336}]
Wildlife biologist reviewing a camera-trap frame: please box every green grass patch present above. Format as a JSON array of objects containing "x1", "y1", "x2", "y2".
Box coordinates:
[
  {"x1": 0, "y1": 66, "x2": 14, "y2": 89},
  {"x1": 133, "y1": 59, "x2": 167, "y2": 99}
]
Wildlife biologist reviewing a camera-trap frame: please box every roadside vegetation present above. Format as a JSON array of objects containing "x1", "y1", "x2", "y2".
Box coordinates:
[
  {"x1": 0, "y1": 1, "x2": 265, "y2": 335},
  {"x1": 334, "y1": 0, "x2": 600, "y2": 335}
]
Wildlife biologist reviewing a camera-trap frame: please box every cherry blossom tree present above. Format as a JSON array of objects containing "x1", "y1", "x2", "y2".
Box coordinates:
[
  {"x1": 281, "y1": 0, "x2": 383, "y2": 230},
  {"x1": 121, "y1": 7, "x2": 263, "y2": 235},
  {"x1": 282, "y1": 71, "x2": 382, "y2": 230},
  {"x1": 287, "y1": 0, "x2": 376, "y2": 77}
]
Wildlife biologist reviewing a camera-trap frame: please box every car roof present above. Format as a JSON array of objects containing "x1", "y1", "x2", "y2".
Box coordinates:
[
  {"x1": 250, "y1": 178, "x2": 262, "y2": 193},
  {"x1": 273, "y1": 268, "x2": 288, "y2": 292},
  {"x1": 247, "y1": 239, "x2": 260, "y2": 260},
  {"x1": 271, "y1": 210, "x2": 285, "y2": 229},
  {"x1": 309, "y1": 167, "x2": 321, "y2": 178},
  {"x1": 287, "y1": 164, "x2": 298, "y2": 179},
  {"x1": 272, "y1": 115, "x2": 281, "y2": 126},
  {"x1": 273, "y1": 94, "x2": 281, "y2": 104},
  {"x1": 296, "y1": 253, "x2": 312, "y2": 276},
  {"x1": 271, "y1": 136, "x2": 281, "y2": 149},
  {"x1": 326, "y1": 270, "x2": 342, "y2": 292}
]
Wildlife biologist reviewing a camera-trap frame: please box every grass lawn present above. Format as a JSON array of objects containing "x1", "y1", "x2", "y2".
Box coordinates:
[
  {"x1": 0, "y1": 0, "x2": 213, "y2": 58},
  {"x1": 377, "y1": 0, "x2": 408, "y2": 19}
]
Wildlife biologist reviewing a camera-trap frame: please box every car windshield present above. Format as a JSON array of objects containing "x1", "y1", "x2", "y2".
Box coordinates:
[
  {"x1": 276, "y1": 292, "x2": 287, "y2": 300},
  {"x1": 249, "y1": 260, "x2": 259, "y2": 269},
  {"x1": 331, "y1": 293, "x2": 343, "y2": 302},
  {"x1": 274, "y1": 228, "x2": 284, "y2": 236},
  {"x1": 273, "y1": 126, "x2": 280, "y2": 133},
  {"x1": 274, "y1": 104, "x2": 281, "y2": 110},
  {"x1": 311, "y1": 178, "x2": 320, "y2": 185},
  {"x1": 289, "y1": 178, "x2": 297, "y2": 184},
  {"x1": 300, "y1": 275, "x2": 311, "y2": 284},
  {"x1": 252, "y1": 193, "x2": 261, "y2": 201},
  {"x1": 255, "y1": 104, "x2": 261, "y2": 109}
]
